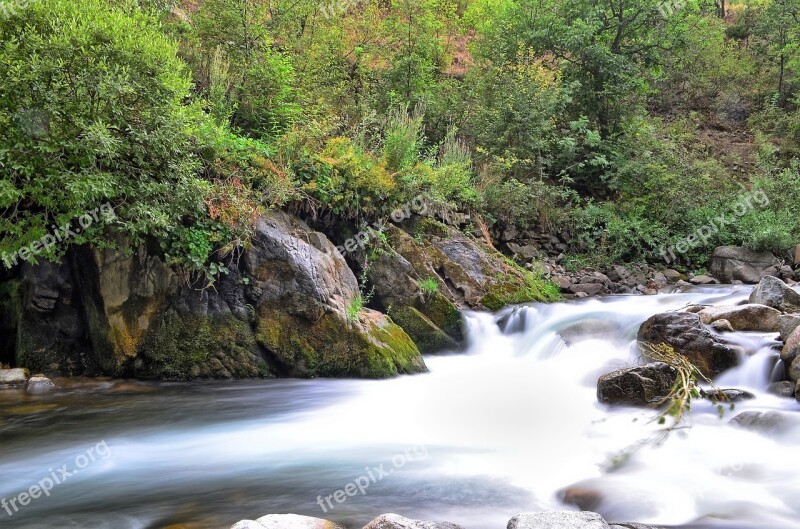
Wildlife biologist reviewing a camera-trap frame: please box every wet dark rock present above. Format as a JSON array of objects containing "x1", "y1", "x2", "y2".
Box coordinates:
[
  {"x1": 560, "y1": 486, "x2": 604, "y2": 511},
  {"x1": 597, "y1": 363, "x2": 678, "y2": 406},
  {"x1": 704, "y1": 388, "x2": 755, "y2": 402},
  {"x1": 637, "y1": 312, "x2": 738, "y2": 378}
]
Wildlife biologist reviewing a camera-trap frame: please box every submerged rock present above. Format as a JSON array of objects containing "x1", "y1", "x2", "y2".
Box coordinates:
[
  {"x1": 767, "y1": 380, "x2": 796, "y2": 397},
  {"x1": 730, "y1": 411, "x2": 792, "y2": 434},
  {"x1": 363, "y1": 513, "x2": 464, "y2": 529},
  {"x1": 749, "y1": 276, "x2": 800, "y2": 313},
  {"x1": 597, "y1": 363, "x2": 678, "y2": 407},
  {"x1": 637, "y1": 312, "x2": 738, "y2": 378},
  {"x1": 703, "y1": 388, "x2": 755, "y2": 402},
  {"x1": 507, "y1": 511, "x2": 609, "y2": 529}
]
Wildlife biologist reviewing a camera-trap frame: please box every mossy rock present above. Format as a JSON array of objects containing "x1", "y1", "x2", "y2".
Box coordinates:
[
  {"x1": 255, "y1": 305, "x2": 426, "y2": 378},
  {"x1": 389, "y1": 305, "x2": 458, "y2": 353},
  {"x1": 136, "y1": 312, "x2": 269, "y2": 380}
]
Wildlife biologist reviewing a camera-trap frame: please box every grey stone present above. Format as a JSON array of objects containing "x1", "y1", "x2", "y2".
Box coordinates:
[
  {"x1": 507, "y1": 512, "x2": 609, "y2": 529},
  {"x1": 768, "y1": 381, "x2": 796, "y2": 397},
  {"x1": 749, "y1": 276, "x2": 800, "y2": 313},
  {"x1": 778, "y1": 314, "x2": 800, "y2": 341},
  {"x1": 710, "y1": 246, "x2": 781, "y2": 284},
  {"x1": 231, "y1": 514, "x2": 346, "y2": 529},
  {"x1": 363, "y1": 513, "x2": 464, "y2": 529},
  {"x1": 730, "y1": 411, "x2": 792, "y2": 434},
  {"x1": 698, "y1": 304, "x2": 781, "y2": 332},
  {"x1": 690, "y1": 274, "x2": 717, "y2": 285},
  {"x1": 662, "y1": 269, "x2": 685, "y2": 283},
  {"x1": 709, "y1": 319, "x2": 735, "y2": 332}
]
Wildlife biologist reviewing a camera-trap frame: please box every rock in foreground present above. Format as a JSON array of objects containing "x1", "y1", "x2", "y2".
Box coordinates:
[
  {"x1": 231, "y1": 514, "x2": 345, "y2": 529},
  {"x1": 507, "y1": 511, "x2": 609, "y2": 529},
  {"x1": 697, "y1": 304, "x2": 781, "y2": 332},
  {"x1": 597, "y1": 363, "x2": 677, "y2": 406},
  {"x1": 364, "y1": 513, "x2": 464, "y2": 529}
]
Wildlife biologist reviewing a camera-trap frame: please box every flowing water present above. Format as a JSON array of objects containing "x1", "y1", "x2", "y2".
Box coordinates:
[{"x1": 1, "y1": 286, "x2": 799, "y2": 529}]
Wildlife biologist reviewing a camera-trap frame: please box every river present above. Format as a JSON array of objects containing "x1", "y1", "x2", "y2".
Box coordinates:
[{"x1": 0, "y1": 286, "x2": 798, "y2": 529}]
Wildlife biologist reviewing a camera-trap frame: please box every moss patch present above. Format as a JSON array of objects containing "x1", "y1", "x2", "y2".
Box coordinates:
[
  {"x1": 255, "y1": 305, "x2": 426, "y2": 378},
  {"x1": 480, "y1": 269, "x2": 561, "y2": 311},
  {"x1": 136, "y1": 312, "x2": 269, "y2": 380}
]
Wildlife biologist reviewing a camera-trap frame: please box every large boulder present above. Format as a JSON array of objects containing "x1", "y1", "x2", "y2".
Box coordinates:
[
  {"x1": 507, "y1": 512, "x2": 609, "y2": 529},
  {"x1": 363, "y1": 513, "x2": 464, "y2": 529},
  {"x1": 637, "y1": 312, "x2": 738, "y2": 378},
  {"x1": 231, "y1": 514, "x2": 345, "y2": 529},
  {"x1": 597, "y1": 363, "x2": 678, "y2": 406},
  {"x1": 710, "y1": 246, "x2": 780, "y2": 284},
  {"x1": 245, "y1": 213, "x2": 426, "y2": 378},
  {"x1": 697, "y1": 304, "x2": 781, "y2": 332},
  {"x1": 748, "y1": 276, "x2": 800, "y2": 313}
]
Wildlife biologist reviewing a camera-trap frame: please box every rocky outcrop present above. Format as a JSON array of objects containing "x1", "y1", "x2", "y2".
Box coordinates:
[
  {"x1": 232, "y1": 514, "x2": 345, "y2": 529},
  {"x1": 637, "y1": 312, "x2": 738, "y2": 378},
  {"x1": 0, "y1": 212, "x2": 425, "y2": 380},
  {"x1": 697, "y1": 304, "x2": 781, "y2": 332},
  {"x1": 749, "y1": 276, "x2": 800, "y2": 313},
  {"x1": 385, "y1": 220, "x2": 557, "y2": 311},
  {"x1": 710, "y1": 246, "x2": 781, "y2": 284},
  {"x1": 363, "y1": 513, "x2": 464, "y2": 529},
  {"x1": 597, "y1": 363, "x2": 678, "y2": 406},
  {"x1": 366, "y1": 246, "x2": 462, "y2": 353}
]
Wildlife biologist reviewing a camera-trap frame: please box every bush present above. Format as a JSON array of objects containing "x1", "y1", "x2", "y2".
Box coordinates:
[{"x1": 0, "y1": 0, "x2": 207, "y2": 261}]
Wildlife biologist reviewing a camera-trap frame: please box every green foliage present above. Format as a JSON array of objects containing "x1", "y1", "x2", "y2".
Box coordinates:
[
  {"x1": 0, "y1": 0, "x2": 206, "y2": 261},
  {"x1": 418, "y1": 277, "x2": 440, "y2": 296}
]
